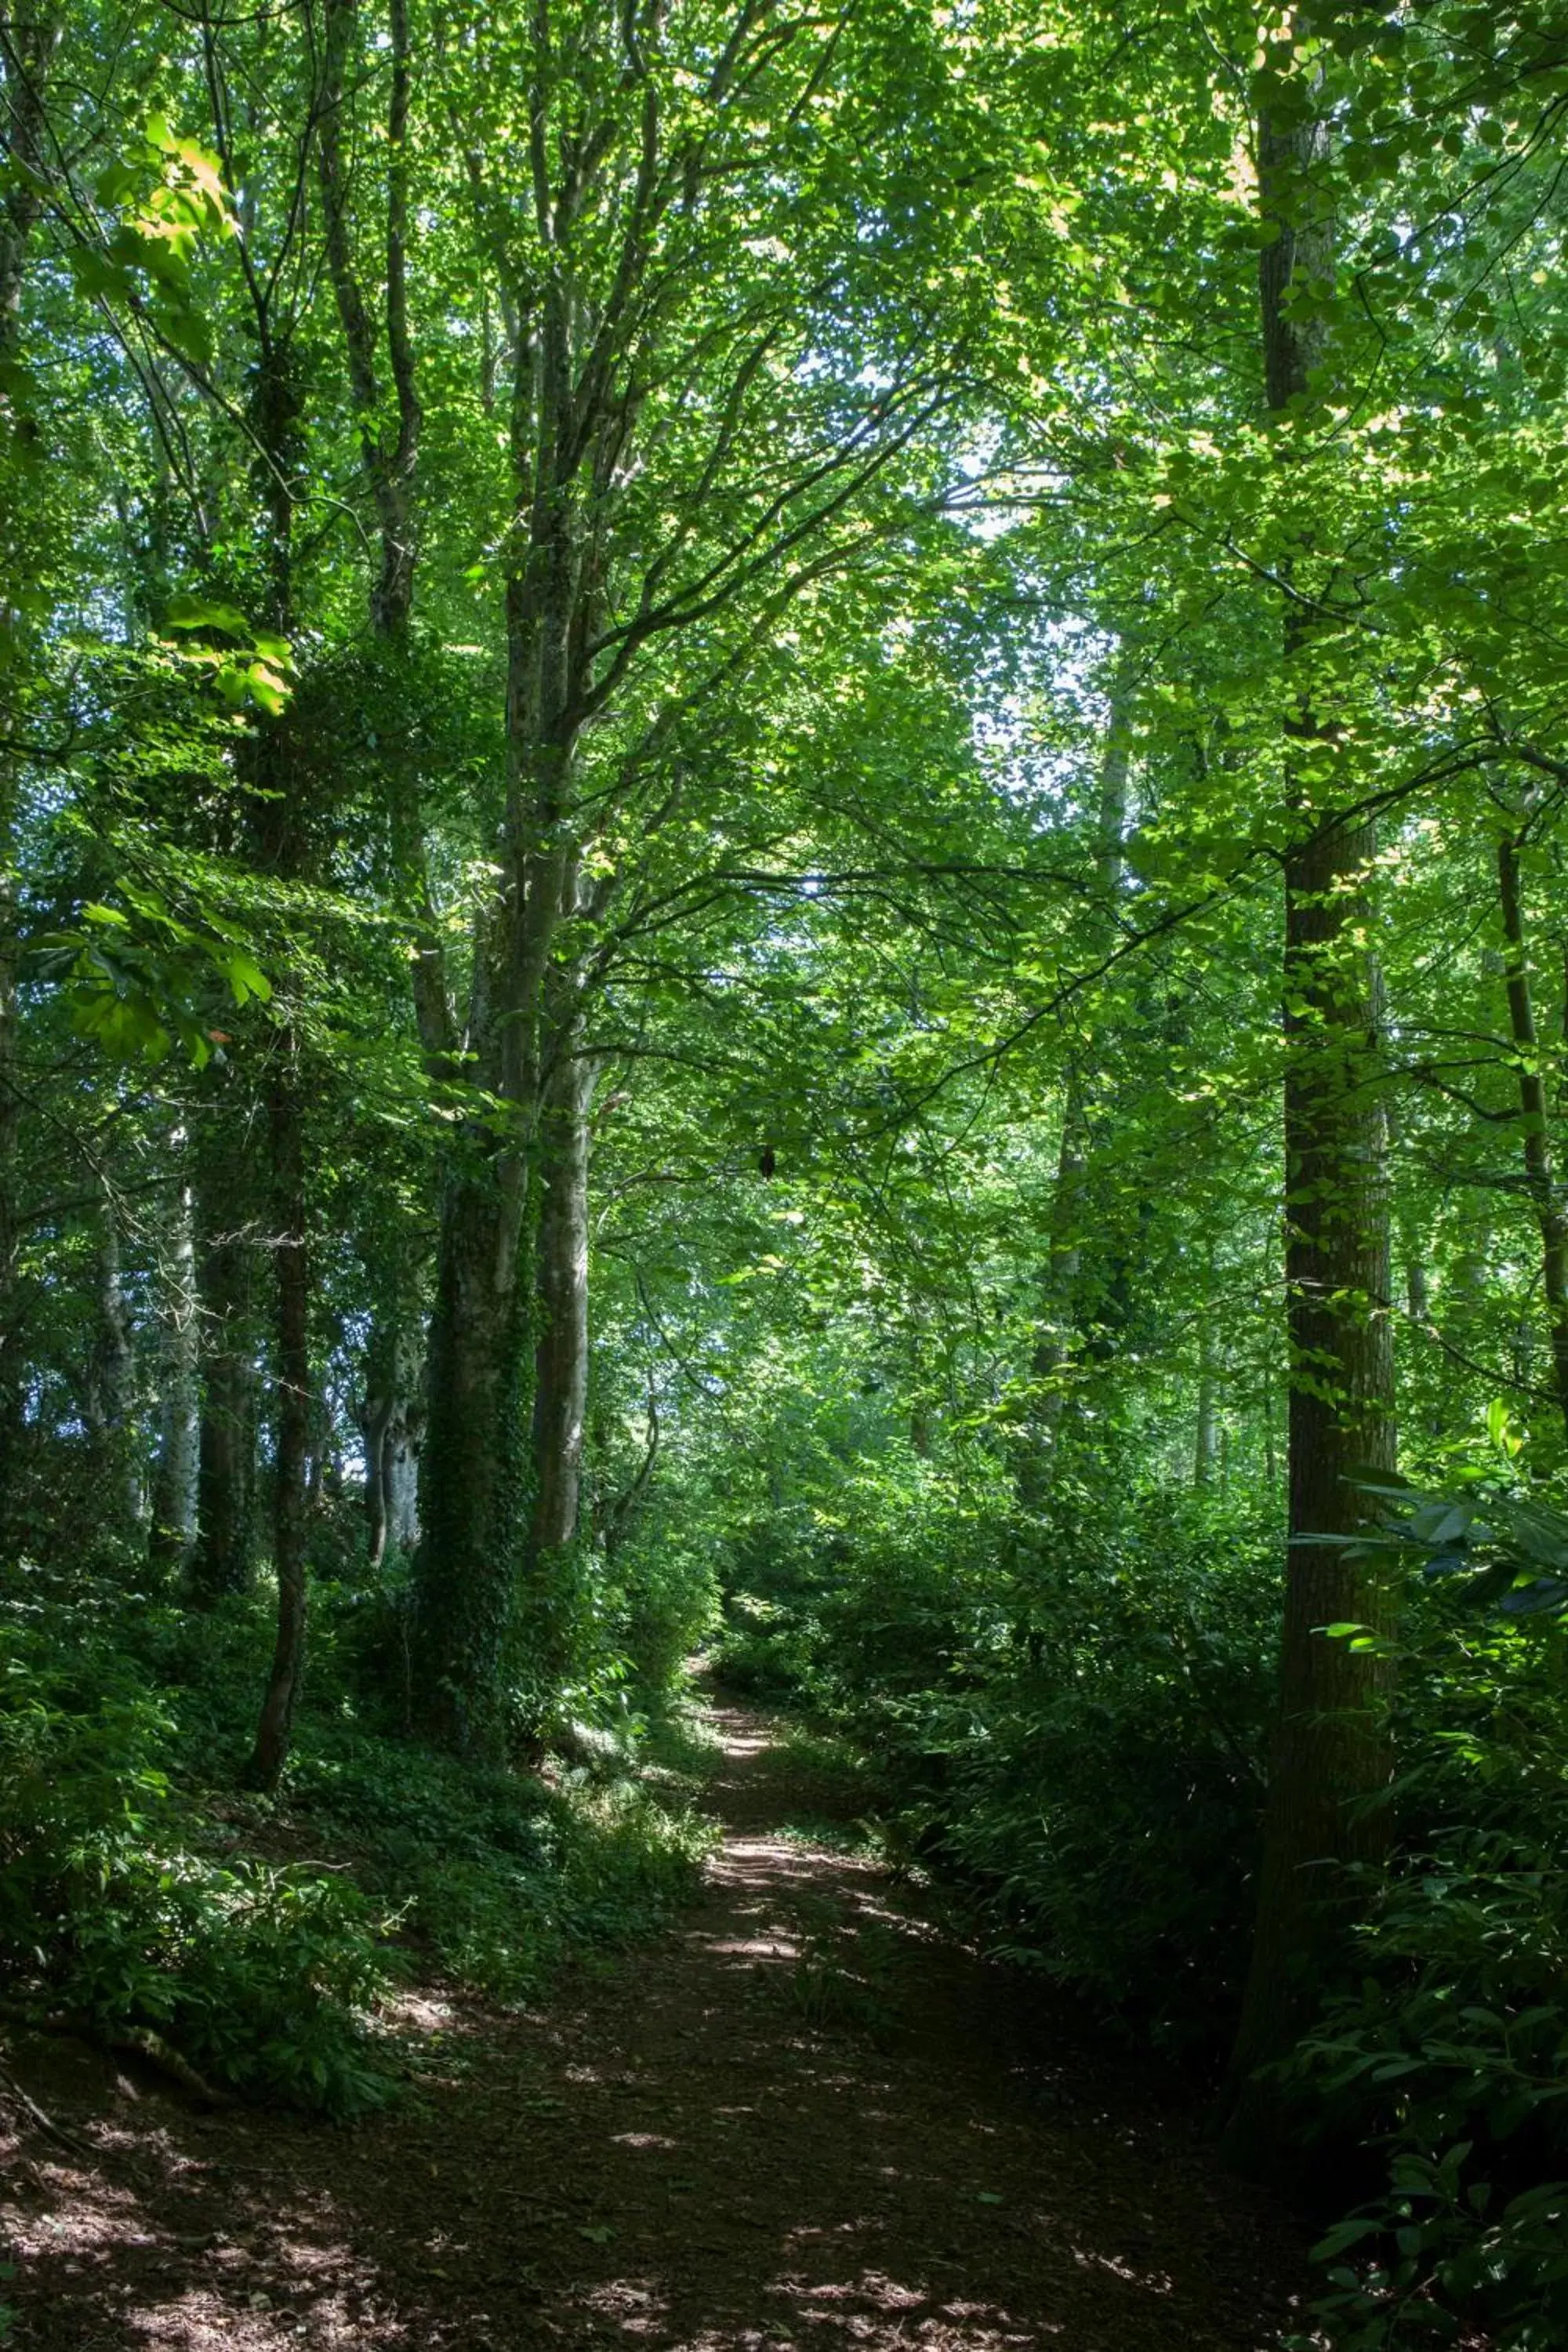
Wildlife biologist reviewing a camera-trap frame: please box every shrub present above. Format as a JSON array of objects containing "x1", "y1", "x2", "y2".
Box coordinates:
[
  {"x1": 0, "y1": 1606, "x2": 395, "y2": 2115},
  {"x1": 711, "y1": 1460, "x2": 1280, "y2": 2046}
]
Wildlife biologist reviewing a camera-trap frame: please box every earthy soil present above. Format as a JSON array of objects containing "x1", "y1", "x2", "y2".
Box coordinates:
[{"x1": 1, "y1": 1697, "x2": 1316, "y2": 2351}]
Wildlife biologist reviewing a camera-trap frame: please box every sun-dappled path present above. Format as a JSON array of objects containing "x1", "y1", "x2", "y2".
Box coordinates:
[{"x1": 2, "y1": 1697, "x2": 1313, "y2": 2350}]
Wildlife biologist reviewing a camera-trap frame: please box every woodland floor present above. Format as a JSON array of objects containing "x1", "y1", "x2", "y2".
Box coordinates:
[{"x1": 2, "y1": 1694, "x2": 1317, "y2": 2352}]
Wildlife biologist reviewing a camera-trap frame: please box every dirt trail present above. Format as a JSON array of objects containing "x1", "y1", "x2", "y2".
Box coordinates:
[{"x1": 2, "y1": 1697, "x2": 1312, "y2": 2350}]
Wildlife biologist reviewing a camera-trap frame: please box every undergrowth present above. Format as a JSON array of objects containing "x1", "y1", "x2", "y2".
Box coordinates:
[
  {"x1": 0, "y1": 1562, "x2": 710, "y2": 2117},
  {"x1": 711, "y1": 1453, "x2": 1568, "y2": 2352}
]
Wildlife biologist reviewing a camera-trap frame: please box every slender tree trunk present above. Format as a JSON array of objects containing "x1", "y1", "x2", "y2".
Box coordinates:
[
  {"x1": 1224, "y1": 96, "x2": 1397, "y2": 2156},
  {"x1": 1194, "y1": 1244, "x2": 1220, "y2": 1490},
  {"x1": 191, "y1": 1147, "x2": 257, "y2": 1601},
  {"x1": 517, "y1": 999, "x2": 594, "y2": 1713},
  {"x1": 246, "y1": 1051, "x2": 310, "y2": 1791},
  {"x1": 150, "y1": 1167, "x2": 201, "y2": 1575},
  {"x1": 1020, "y1": 659, "x2": 1133, "y2": 1499},
  {"x1": 85, "y1": 1193, "x2": 141, "y2": 1534},
  {"x1": 0, "y1": 3, "x2": 60, "y2": 1534},
  {"x1": 1495, "y1": 828, "x2": 1568, "y2": 1436},
  {"x1": 362, "y1": 1388, "x2": 394, "y2": 1570},
  {"x1": 386, "y1": 1397, "x2": 420, "y2": 1554},
  {"x1": 360, "y1": 1313, "x2": 423, "y2": 1566},
  {"x1": 241, "y1": 318, "x2": 312, "y2": 1790}
]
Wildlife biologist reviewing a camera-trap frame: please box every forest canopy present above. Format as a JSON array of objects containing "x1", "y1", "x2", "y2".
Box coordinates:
[{"x1": 5, "y1": 1, "x2": 1568, "y2": 2345}]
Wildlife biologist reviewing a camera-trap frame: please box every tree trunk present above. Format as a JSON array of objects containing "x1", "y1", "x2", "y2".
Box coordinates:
[
  {"x1": 240, "y1": 314, "x2": 313, "y2": 1790},
  {"x1": 1194, "y1": 1248, "x2": 1220, "y2": 1490},
  {"x1": 1020, "y1": 656, "x2": 1132, "y2": 1498},
  {"x1": 362, "y1": 1388, "x2": 394, "y2": 1571},
  {"x1": 386, "y1": 1396, "x2": 420, "y2": 1555},
  {"x1": 412, "y1": 274, "x2": 583, "y2": 1745},
  {"x1": 1224, "y1": 94, "x2": 1397, "y2": 2157},
  {"x1": 191, "y1": 1148, "x2": 257, "y2": 1602},
  {"x1": 0, "y1": 2, "x2": 61, "y2": 1536},
  {"x1": 149, "y1": 1168, "x2": 201, "y2": 1575},
  {"x1": 1495, "y1": 827, "x2": 1568, "y2": 1437},
  {"x1": 360, "y1": 1313, "x2": 423, "y2": 1566},
  {"x1": 85, "y1": 1194, "x2": 141, "y2": 1534},
  {"x1": 517, "y1": 1000, "x2": 594, "y2": 1718},
  {"x1": 246, "y1": 1054, "x2": 310, "y2": 1791},
  {"x1": 414, "y1": 1167, "x2": 531, "y2": 1751}
]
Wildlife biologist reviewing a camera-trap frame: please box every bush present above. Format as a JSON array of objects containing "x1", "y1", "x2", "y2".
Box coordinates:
[
  {"x1": 711, "y1": 1459, "x2": 1280, "y2": 2047},
  {"x1": 1279, "y1": 1530, "x2": 1568, "y2": 2352},
  {"x1": 0, "y1": 1567, "x2": 713, "y2": 2115},
  {"x1": 0, "y1": 1603, "x2": 395, "y2": 2115}
]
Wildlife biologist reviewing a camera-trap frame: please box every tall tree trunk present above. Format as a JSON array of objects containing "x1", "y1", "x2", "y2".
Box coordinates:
[
  {"x1": 416, "y1": 1163, "x2": 532, "y2": 1749},
  {"x1": 1194, "y1": 1244, "x2": 1220, "y2": 1490},
  {"x1": 246, "y1": 1049, "x2": 310, "y2": 1790},
  {"x1": 361, "y1": 1385, "x2": 394, "y2": 1570},
  {"x1": 240, "y1": 315, "x2": 312, "y2": 1790},
  {"x1": 1020, "y1": 655, "x2": 1132, "y2": 1498},
  {"x1": 0, "y1": 2, "x2": 61, "y2": 1535},
  {"x1": 85, "y1": 1192, "x2": 141, "y2": 1534},
  {"x1": 517, "y1": 996, "x2": 594, "y2": 1715},
  {"x1": 1495, "y1": 826, "x2": 1568, "y2": 1436},
  {"x1": 150, "y1": 1163, "x2": 201, "y2": 1575},
  {"x1": 191, "y1": 1144, "x2": 257, "y2": 1601},
  {"x1": 360, "y1": 1313, "x2": 423, "y2": 1566},
  {"x1": 1224, "y1": 94, "x2": 1397, "y2": 2156},
  {"x1": 386, "y1": 1394, "x2": 421, "y2": 1555},
  {"x1": 413, "y1": 266, "x2": 583, "y2": 1745}
]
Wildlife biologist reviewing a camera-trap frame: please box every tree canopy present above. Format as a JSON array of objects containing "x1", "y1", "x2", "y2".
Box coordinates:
[{"x1": 5, "y1": 2, "x2": 1568, "y2": 2344}]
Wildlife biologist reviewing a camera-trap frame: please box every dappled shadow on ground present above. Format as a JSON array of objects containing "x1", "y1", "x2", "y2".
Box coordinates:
[{"x1": 2, "y1": 1696, "x2": 1312, "y2": 2351}]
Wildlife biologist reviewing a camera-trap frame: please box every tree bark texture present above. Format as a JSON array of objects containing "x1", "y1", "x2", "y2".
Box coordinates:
[
  {"x1": 412, "y1": 279, "x2": 587, "y2": 1739},
  {"x1": 1495, "y1": 829, "x2": 1568, "y2": 1437},
  {"x1": 85, "y1": 1196, "x2": 141, "y2": 1534},
  {"x1": 241, "y1": 309, "x2": 314, "y2": 1788},
  {"x1": 191, "y1": 1142, "x2": 258, "y2": 1601},
  {"x1": 1225, "y1": 97, "x2": 1397, "y2": 2145},
  {"x1": 517, "y1": 1000, "x2": 594, "y2": 1712},
  {"x1": 0, "y1": 4, "x2": 61, "y2": 1533},
  {"x1": 246, "y1": 1054, "x2": 310, "y2": 1791},
  {"x1": 415, "y1": 1167, "x2": 531, "y2": 1751},
  {"x1": 149, "y1": 1173, "x2": 201, "y2": 1575}
]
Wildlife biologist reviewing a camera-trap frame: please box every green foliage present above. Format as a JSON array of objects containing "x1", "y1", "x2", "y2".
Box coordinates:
[
  {"x1": 0, "y1": 1600, "x2": 394, "y2": 2115},
  {"x1": 1287, "y1": 1830, "x2": 1568, "y2": 2351},
  {"x1": 0, "y1": 1573, "x2": 711, "y2": 2113},
  {"x1": 1276, "y1": 1543, "x2": 1568, "y2": 2351},
  {"x1": 714, "y1": 1457, "x2": 1278, "y2": 2047},
  {"x1": 605, "y1": 1519, "x2": 723, "y2": 1712}
]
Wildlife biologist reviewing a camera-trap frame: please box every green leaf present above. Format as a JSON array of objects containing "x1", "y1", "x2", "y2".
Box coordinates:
[{"x1": 163, "y1": 593, "x2": 250, "y2": 637}]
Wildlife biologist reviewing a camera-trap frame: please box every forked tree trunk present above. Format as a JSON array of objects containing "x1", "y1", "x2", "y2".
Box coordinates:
[
  {"x1": 412, "y1": 291, "x2": 583, "y2": 1747},
  {"x1": 1224, "y1": 96, "x2": 1397, "y2": 2157}
]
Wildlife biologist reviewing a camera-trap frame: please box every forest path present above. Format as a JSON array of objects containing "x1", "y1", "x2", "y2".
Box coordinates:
[{"x1": 3, "y1": 1693, "x2": 1311, "y2": 2351}]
